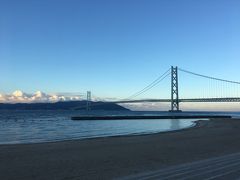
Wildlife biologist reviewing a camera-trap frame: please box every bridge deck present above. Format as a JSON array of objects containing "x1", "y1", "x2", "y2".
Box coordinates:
[{"x1": 113, "y1": 98, "x2": 240, "y2": 104}]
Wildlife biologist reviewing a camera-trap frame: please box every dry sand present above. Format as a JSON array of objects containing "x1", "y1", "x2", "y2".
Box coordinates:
[{"x1": 1, "y1": 118, "x2": 240, "y2": 180}]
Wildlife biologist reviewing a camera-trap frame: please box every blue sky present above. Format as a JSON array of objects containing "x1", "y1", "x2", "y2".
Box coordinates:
[{"x1": 1, "y1": 0, "x2": 240, "y2": 100}]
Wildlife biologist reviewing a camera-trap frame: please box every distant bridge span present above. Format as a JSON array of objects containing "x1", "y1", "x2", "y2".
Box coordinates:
[
  {"x1": 85, "y1": 66, "x2": 240, "y2": 111},
  {"x1": 114, "y1": 97, "x2": 240, "y2": 104}
]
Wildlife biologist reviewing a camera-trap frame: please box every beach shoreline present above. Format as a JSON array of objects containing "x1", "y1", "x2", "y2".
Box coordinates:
[{"x1": 1, "y1": 118, "x2": 240, "y2": 179}]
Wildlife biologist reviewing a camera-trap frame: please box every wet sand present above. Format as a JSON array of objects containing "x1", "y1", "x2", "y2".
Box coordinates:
[{"x1": 1, "y1": 118, "x2": 240, "y2": 180}]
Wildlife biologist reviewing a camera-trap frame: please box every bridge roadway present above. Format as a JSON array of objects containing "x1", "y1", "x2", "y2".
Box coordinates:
[{"x1": 114, "y1": 97, "x2": 240, "y2": 104}]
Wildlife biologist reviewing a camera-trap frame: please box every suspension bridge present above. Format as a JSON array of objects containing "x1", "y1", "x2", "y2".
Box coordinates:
[{"x1": 84, "y1": 66, "x2": 240, "y2": 112}]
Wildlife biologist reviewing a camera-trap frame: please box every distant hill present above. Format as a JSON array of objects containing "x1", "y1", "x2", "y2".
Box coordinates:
[{"x1": 0, "y1": 101, "x2": 130, "y2": 111}]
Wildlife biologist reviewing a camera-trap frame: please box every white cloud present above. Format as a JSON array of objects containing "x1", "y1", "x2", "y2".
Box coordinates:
[
  {"x1": 8, "y1": 90, "x2": 31, "y2": 103},
  {"x1": 12, "y1": 90, "x2": 24, "y2": 97},
  {"x1": 31, "y1": 91, "x2": 50, "y2": 102},
  {"x1": 0, "y1": 90, "x2": 84, "y2": 103},
  {"x1": 0, "y1": 94, "x2": 5, "y2": 102}
]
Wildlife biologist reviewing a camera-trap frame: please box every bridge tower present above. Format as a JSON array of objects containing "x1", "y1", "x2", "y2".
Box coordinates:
[
  {"x1": 170, "y1": 66, "x2": 181, "y2": 112},
  {"x1": 86, "y1": 91, "x2": 91, "y2": 111}
]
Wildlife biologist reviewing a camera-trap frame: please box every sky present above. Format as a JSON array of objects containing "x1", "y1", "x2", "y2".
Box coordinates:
[{"x1": 1, "y1": 0, "x2": 240, "y2": 108}]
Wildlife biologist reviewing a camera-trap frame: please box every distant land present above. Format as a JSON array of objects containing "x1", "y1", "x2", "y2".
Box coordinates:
[{"x1": 0, "y1": 101, "x2": 130, "y2": 111}]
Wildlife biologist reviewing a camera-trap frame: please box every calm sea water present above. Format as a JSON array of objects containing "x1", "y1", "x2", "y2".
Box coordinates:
[{"x1": 0, "y1": 110, "x2": 239, "y2": 145}]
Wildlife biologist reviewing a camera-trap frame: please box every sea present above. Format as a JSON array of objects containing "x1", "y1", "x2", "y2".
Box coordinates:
[{"x1": 0, "y1": 110, "x2": 239, "y2": 145}]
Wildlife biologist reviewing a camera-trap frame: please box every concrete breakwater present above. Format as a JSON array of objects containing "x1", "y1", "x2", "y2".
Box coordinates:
[{"x1": 71, "y1": 115, "x2": 232, "y2": 120}]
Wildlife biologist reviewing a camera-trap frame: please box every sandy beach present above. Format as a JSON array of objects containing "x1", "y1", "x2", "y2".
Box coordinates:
[{"x1": 1, "y1": 118, "x2": 240, "y2": 180}]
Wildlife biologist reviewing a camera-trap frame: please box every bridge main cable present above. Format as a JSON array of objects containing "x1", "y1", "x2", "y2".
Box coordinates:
[
  {"x1": 179, "y1": 68, "x2": 240, "y2": 85},
  {"x1": 126, "y1": 68, "x2": 171, "y2": 100}
]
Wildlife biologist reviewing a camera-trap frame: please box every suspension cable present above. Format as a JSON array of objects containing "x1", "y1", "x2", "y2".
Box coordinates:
[
  {"x1": 126, "y1": 68, "x2": 171, "y2": 100},
  {"x1": 179, "y1": 68, "x2": 240, "y2": 85}
]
